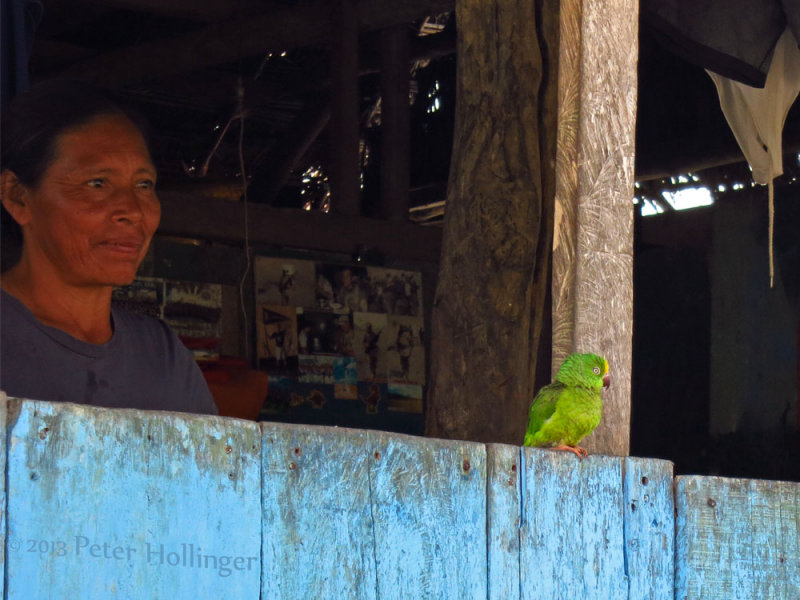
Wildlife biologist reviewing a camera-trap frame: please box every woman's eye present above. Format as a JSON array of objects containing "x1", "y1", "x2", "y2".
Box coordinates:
[
  {"x1": 136, "y1": 179, "x2": 156, "y2": 190},
  {"x1": 86, "y1": 178, "x2": 106, "y2": 189}
]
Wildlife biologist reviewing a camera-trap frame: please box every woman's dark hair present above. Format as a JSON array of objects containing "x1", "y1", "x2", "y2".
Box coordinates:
[
  {"x1": 1, "y1": 79, "x2": 153, "y2": 271},
  {"x1": 1, "y1": 79, "x2": 152, "y2": 187}
]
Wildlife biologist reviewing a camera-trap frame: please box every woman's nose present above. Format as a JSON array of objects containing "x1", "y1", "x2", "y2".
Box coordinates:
[{"x1": 111, "y1": 188, "x2": 145, "y2": 223}]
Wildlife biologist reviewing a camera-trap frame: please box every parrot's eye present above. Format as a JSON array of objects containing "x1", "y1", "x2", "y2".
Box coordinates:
[{"x1": 592, "y1": 367, "x2": 601, "y2": 375}]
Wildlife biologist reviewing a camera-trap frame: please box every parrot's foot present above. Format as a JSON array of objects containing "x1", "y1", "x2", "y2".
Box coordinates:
[{"x1": 551, "y1": 444, "x2": 589, "y2": 460}]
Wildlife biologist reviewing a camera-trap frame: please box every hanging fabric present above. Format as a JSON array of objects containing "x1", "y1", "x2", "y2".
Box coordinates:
[
  {"x1": 707, "y1": 28, "x2": 800, "y2": 287},
  {"x1": 642, "y1": 0, "x2": 795, "y2": 87}
]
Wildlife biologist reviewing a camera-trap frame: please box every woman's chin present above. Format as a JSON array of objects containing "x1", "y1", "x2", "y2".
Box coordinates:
[{"x1": 84, "y1": 266, "x2": 141, "y2": 288}]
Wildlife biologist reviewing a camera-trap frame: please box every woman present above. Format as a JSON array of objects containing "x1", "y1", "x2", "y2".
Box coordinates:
[{"x1": 0, "y1": 81, "x2": 217, "y2": 414}]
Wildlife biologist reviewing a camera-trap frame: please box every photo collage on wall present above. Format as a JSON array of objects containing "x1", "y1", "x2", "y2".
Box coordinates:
[
  {"x1": 254, "y1": 256, "x2": 425, "y2": 427},
  {"x1": 112, "y1": 277, "x2": 223, "y2": 362}
]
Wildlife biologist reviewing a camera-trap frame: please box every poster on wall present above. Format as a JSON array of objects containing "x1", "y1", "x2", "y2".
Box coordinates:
[
  {"x1": 256, "y1": 304, "x2": 298, "y2": 373},
  {"x1": 254, "y1": 258, "x2": 316, "y2": 308},
  {"x1": 113, "y1": 278, "x2": 223, "y2": 362},
  {"x1": 255, "y1": 256, "x2": 425, "y2": 433},
  {"x1": 111, "y1": 277, "x2": 163, "y2": 318},
  {"x1": 353, "y1": 312, "x2": 388, "y2": 382}
]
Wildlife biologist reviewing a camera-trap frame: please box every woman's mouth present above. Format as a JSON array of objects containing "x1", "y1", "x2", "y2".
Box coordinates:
[{"x1": 97, "y1": 238, "x2": 144, "y2": 256}]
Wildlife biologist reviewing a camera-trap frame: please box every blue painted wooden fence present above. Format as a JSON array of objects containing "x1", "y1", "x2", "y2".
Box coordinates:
[{"x1": 1, "y1": 395, "x2": 798, "y2": 599}]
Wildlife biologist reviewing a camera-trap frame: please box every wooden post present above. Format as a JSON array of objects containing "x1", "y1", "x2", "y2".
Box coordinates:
[
  {"x1": 329, "y1": 0, "x2": 361, "y2": 217},
  {"x1": 379, "y1": 25, "x2": 411, "y2": 220},
  {"x1": 550, "y1": 0, "x2": 638, "y2": 455},
  {"x1": 426, "y1": 0, "x2": 557, "y2": 444}
]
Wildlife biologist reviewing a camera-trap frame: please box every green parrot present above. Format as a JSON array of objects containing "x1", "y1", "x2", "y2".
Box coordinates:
[{"x1": 523, "y1": 353, "x2": 610, "y2": 459}]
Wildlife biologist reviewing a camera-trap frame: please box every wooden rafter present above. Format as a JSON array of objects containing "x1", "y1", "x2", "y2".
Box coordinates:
[{"x1": 59, "y1": 0, "x2": 456, "y2": 88}]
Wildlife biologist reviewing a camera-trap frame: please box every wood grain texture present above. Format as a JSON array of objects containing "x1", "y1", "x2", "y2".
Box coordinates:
[
  {"x1": 8, "y1": 399, "x2": 799, "y2": 598},
  {"x1": 261, "y1": 422, "x2": 376, "y2": 599},
  {"x1": 486, "y1": 444, "x2": 522, "y2": 600},
  {"x1": 370, "y1": 430, "x2": 487, "y2": 598},
  {"x1": 426, "y1": 0, "x2": 553, "y2": 444},
  {"x1": 519, "y1": 448, "x2": 628, "y2": 599},
  {"x1": 261, "y1": 424, "x2": 487, "y2": 598},
  {"x1": 550, "y1": 0, "x2": 638, "y2": 456},
  {"x1": 623, "y1": 457, "x2": 675, "y2": 600},
  {"x1": 4, "y1": 399, "x2": 262, "y2": 600},
  {"x1": 675, "y1": 475, "x2": 800, "y2": 599},
  {"x1": 157, "y1": 191, "x2": 442, "y2": 264}
]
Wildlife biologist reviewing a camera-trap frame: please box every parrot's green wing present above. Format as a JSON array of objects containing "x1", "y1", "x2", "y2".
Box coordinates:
[
  {"x1": 523, "y1": 352, "x2": 608, "y2": 451},
  {"x1": 523, "y1": 382, "x2": 565, "y2": 447},
  {"x1": 523, "y1": 383, "x2": 603, "y2": 448}
]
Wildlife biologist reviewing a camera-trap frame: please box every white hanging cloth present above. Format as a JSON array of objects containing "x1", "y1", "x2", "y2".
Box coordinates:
[{"x1": 707, "y1": 27, "x2": 800, "y2": 286}]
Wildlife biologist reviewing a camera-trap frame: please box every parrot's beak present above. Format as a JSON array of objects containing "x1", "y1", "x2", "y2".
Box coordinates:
[{"x1": 602, "y1": 374, "x2": 611, "y2": 388}]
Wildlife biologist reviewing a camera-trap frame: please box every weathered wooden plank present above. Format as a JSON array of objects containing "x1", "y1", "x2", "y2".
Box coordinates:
[
  {"x1": 486, "y1": 444, "x2": 521, "y2": 600},
  {"x1": 368, "y1": 430, "x2": 487, "y2": 598},
  {"x1": 260, "y1": 423, "x2": 376, "y2": 599},
  {"x1": 0, "y1": 393, "x2": 7, "y2": 599},
  {"x1": 5, "y1": 399, "x2": 261, "y2": 599},
  {"x1": 520, "y1": 448, "x2": 628, "y2": 599},
  {"x1": 675, "y1": 475, "x2": 800, "y2": 599},
  {"x1": 550, "y1": 0, "x2": 638, "y2": 456},
  {"x1": 623, "y1": 457, "x2": 674, "y2": 599}
]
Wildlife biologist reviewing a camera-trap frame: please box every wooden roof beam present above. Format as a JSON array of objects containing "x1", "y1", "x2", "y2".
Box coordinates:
[
  {"x1": 59, "y1": 0, "x2": 455, "y2": 88},
  {"x1": 157, "y1": 191, "x2": 442, "y2": 263},
  {"x1": 70, "y1": 0, "x2": 263, "y2": 22}
]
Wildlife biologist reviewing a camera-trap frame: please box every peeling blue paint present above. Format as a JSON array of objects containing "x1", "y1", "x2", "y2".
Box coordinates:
[
  {"x1": 4, "y1": 398, "x2": 261, "y2": 599},
  {"x1": 1, "y1": 396, "x2": 798, "y2": 598}
]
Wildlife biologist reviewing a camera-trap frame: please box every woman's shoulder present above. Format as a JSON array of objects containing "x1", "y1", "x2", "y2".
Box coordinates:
[
  {"x1": 113, "y1": 305, "x2": 167, "y2": 331},
  {"x1": 111, "y1": 307, "x2": 201, "y2": 378},
  {"x1": 111, "y1": 306, "x2": 182, "y2": 351}
]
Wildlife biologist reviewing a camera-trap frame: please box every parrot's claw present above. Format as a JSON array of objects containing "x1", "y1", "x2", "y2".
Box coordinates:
[{"x1": 551, "y1": 444, "x2": 589, "y2": 460}]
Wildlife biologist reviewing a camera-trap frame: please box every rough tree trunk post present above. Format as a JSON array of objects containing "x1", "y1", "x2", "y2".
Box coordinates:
[
  {"x1": 550, "y1": 0, "x2": 638, "y2": 455},
  {"x1": 426, "y1": 0, "x2": 558, "y2": 444}
]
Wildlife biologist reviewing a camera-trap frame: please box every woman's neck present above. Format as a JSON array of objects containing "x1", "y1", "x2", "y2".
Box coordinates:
[{"x1": 2, "y1": 260, "x2": 114, "y2": 344}]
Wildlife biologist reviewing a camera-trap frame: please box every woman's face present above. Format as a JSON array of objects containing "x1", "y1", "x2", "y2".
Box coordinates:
[{"x1": 13, "y1": 113, "x2": 160, "y2": 288}]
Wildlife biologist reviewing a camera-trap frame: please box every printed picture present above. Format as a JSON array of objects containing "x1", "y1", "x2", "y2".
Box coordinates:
[
  {"x1": 163, "y1": 280, "x2": 223, "y2": 340},
  {"x1": 251, "y1": 257, "x2": 425, "y2": 431},
  {"x1": 315, "y1": 264, "x2": 369, "y2": 312},
  {"x1": 387, "y1": 383, "x2": 424, "y2": 414},
  {"x1": 254, "y1": 256, "x2": 316, "y2": 307},
  {"x1": 257, "y1": 304, "x2": 298, "y2": 374},
  {"x1": 333, "y1": 357, "x2": 358, "y2": 399},
  {"x1": 298, "y1": 354, "x2": 336, "y2": 384},
  {"x1": 262, "y1": 378, "x2": 330, "y2": 414},
  {"x1": 366, "y1": 267, "x2": 422, "y2": 316},
  {"x1": 112, "y1": 277, "x2": 163, "y2": 318},
  {"x1": 352, "y1": 312, "x2": 389, "y2": 382},
  {"x1": 295, "y1": 309, "x2": 353, "y2": 355},
  {"x1": 385, "y1": 316, "x2": 425, "y2": 385},
  {"x1": 357, "y1": 382, "x2": 385, "y2": 414}
]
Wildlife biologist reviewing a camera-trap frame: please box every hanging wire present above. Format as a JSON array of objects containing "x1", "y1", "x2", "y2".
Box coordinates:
[
  {"x1": 234, "y1": 77, "x2": 253, "y2": 355},
  {"x1": 768, "y1": 166, "x2": 774, "y2": 288}
]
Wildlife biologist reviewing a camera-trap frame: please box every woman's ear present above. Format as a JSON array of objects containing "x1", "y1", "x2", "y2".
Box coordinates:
[{"x1": 0, "y1": 170, "x2": 32, "y2": 227}]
